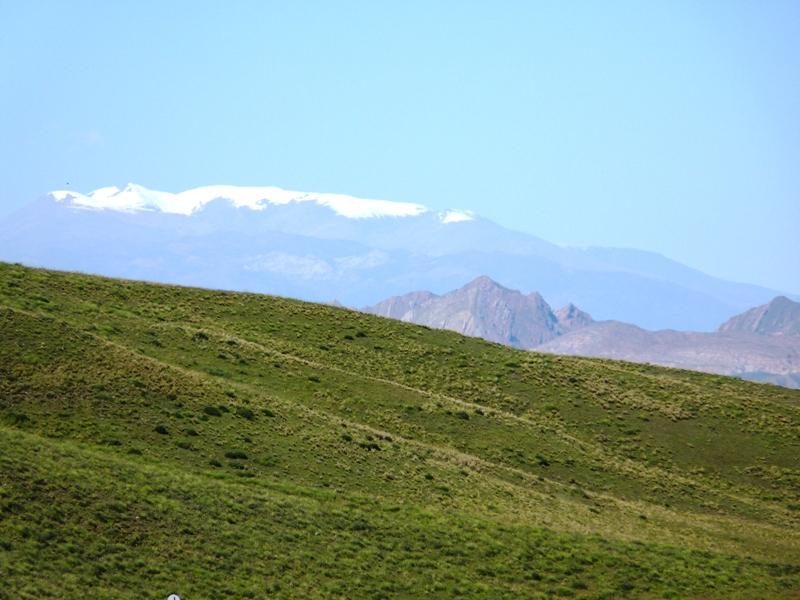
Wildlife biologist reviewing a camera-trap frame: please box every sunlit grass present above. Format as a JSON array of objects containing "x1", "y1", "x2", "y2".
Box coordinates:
[{"x1": 1, "y1": 262, "x2": 799, "y2": 598}]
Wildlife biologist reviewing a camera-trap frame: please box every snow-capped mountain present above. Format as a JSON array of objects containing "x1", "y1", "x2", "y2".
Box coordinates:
[
  {"x1": 1, "y1": 183, "x2": 793, "y2": 332},
  {"x1": 52, "y1": 183, "x2": 430, "y2": 219}
]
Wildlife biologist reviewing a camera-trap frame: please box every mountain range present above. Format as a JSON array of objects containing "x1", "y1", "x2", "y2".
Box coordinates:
[
  {"x1": 365, "y1": 277, "x2": 800, "y2": 388},
  {"x1": 1, "y1": 183, "x2": 796, "y2": 333}
]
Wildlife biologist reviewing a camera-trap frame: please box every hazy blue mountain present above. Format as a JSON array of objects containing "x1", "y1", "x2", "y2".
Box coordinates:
[{"x1": 0, "y1": 183, "x2": 793, "y2": 332}]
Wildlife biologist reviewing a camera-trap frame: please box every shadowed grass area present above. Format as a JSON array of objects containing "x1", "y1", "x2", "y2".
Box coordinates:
[
  {"x1": 1, "y1": 262, "x2": 799, "y2": 598},
  {"x1": 3, "y1": 428, "x2": 799, "y2": 600}
]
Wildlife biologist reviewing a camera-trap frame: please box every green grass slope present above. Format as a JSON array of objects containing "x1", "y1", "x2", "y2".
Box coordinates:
[{"x1": 1, "y1": 262, "x2": 799, "y2": 599}]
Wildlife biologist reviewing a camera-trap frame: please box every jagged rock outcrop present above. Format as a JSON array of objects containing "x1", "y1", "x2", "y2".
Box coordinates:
[
  {"x1": 553, "y1": 303, "x2": 594, "y2": 333},
  {"x1": 364, "y1": 276, "x2": 593, "y2": 349},
  {"x1": 716, "y1": 296, "x2": 800, "y2": 336}
]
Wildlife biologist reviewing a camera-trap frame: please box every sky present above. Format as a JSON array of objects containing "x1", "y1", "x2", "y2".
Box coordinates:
[{"x1": 1, "y1": 1, "x2": 798, "y2": 293}]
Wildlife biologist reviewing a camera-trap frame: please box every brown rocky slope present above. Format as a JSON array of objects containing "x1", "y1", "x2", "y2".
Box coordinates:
[
  {"x1": 367, "y1": 279, "x2": 800, "y2": 388},
  {"x1": 363, "y1": 276, "x2": 592, "y2": 349}
]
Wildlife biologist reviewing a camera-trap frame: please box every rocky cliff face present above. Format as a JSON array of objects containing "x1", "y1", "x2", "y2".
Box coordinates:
[
  {"x1": 364, "y1": 276, "x2": 593, "y2": 349},
  {"x1": 716, "y1": 296, "x2": 800, "y2": 336},
  {"x1": 368, "y1": 280, "x2": 800, "y2": 389},
  {"x1": 553, "y1": 303, "x2": 594, "y2": 333}
]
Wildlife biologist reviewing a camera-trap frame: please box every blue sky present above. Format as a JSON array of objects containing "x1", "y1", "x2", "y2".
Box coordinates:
[{"x1": 1, "y1": 1, "x2": 799, "y2": 292}]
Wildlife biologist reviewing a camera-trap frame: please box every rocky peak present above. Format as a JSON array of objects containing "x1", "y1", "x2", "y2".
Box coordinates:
[
  {"x1": 365, "y1": 276, "x2": 592, "y2": 349},
  {"x1": 554, "y1": 303, "x2": 594, "y2": 332},
  {"x1": 463, "y1": 275, "x2": 505, "y2": 291},
  {"x1": 716, "y1": 296, "x2": 800, "y2": 336}
]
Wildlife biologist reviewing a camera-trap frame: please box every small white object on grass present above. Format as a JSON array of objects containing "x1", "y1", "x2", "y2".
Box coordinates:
[{"x1": 167, "y1": 595, "x2": 181, "y2": 600}]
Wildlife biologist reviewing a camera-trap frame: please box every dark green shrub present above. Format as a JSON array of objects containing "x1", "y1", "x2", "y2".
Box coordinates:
[
  {"x1": 236, "y1": 407, "x2": 254, "y2": 420},
  {"x1": 571, "y1": 580, "x2": 588, "y2": 590},
  {"x1": 424, "y1": 473, "x2": 434, "y2": 481},
  {"x1": 308, "y1": 376, "x2": 320, "y2": 383},
  {"x1": 341, "y1": 434, "x2": 353, "y2": 442},
  {"x1": 127, "y1": 448, "x2": 142, "y2": 455},
  {"x1": 262, "y1": 408, "x2": 276, "y2": 417},
  {"x1": 203, "y1": 406, "x2": 222, "y2": 417},
  {"x1": 225, "y1": 451, "x2": 248, "y2": 460},
  {"x1": 455, "y1": 411, "x2": 470, "y2": 420},
  {"x1": 186, "y1": 428, "x2": 199, "y2": 437},
  {"x1": 209, "y1": 459, "x2": 222, "y2": 467},
  {"x1": 343, "y1": 334, "x2": 354, "y2": 340},
  {"x1": 154, "y1": 425, "x2": 168, "y2": 435},
  {"x1": 218, "y1": 405, "x2": 230, "y2": 413},
  {"x1": 228, "y1": 461, "x2": 245, "y2": 470},
  {"x1": 355, "y1": 331, "x2": 367, "y2": 338},
  {"x1": 358, "y1": 442, "x2": 381, "y2": 451},
  {"x1": 3, "y1": 412, "x2": 30, "y2": 427}
]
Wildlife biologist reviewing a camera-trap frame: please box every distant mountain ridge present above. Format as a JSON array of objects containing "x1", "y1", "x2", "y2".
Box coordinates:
[
  {"x1": 536, "y1": 322, "x2": 800, "y2": 385},
  {"x1": 368, "y1": 277, "x2": 800, "y2": 389},
  {"x1": 716, "y1": 296, "x2": 800, "y2": 336},
  {"x1": 1, "y1": 183, "x2": 795, "y2": 332},
  {"x1": 364, "y1": 276, "x2": 593, "y2": 349}
]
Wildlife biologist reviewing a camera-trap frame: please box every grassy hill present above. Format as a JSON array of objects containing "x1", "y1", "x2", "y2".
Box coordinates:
[{"x1": 1, "y1": 262, "x2": 799, "y2": 599}]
